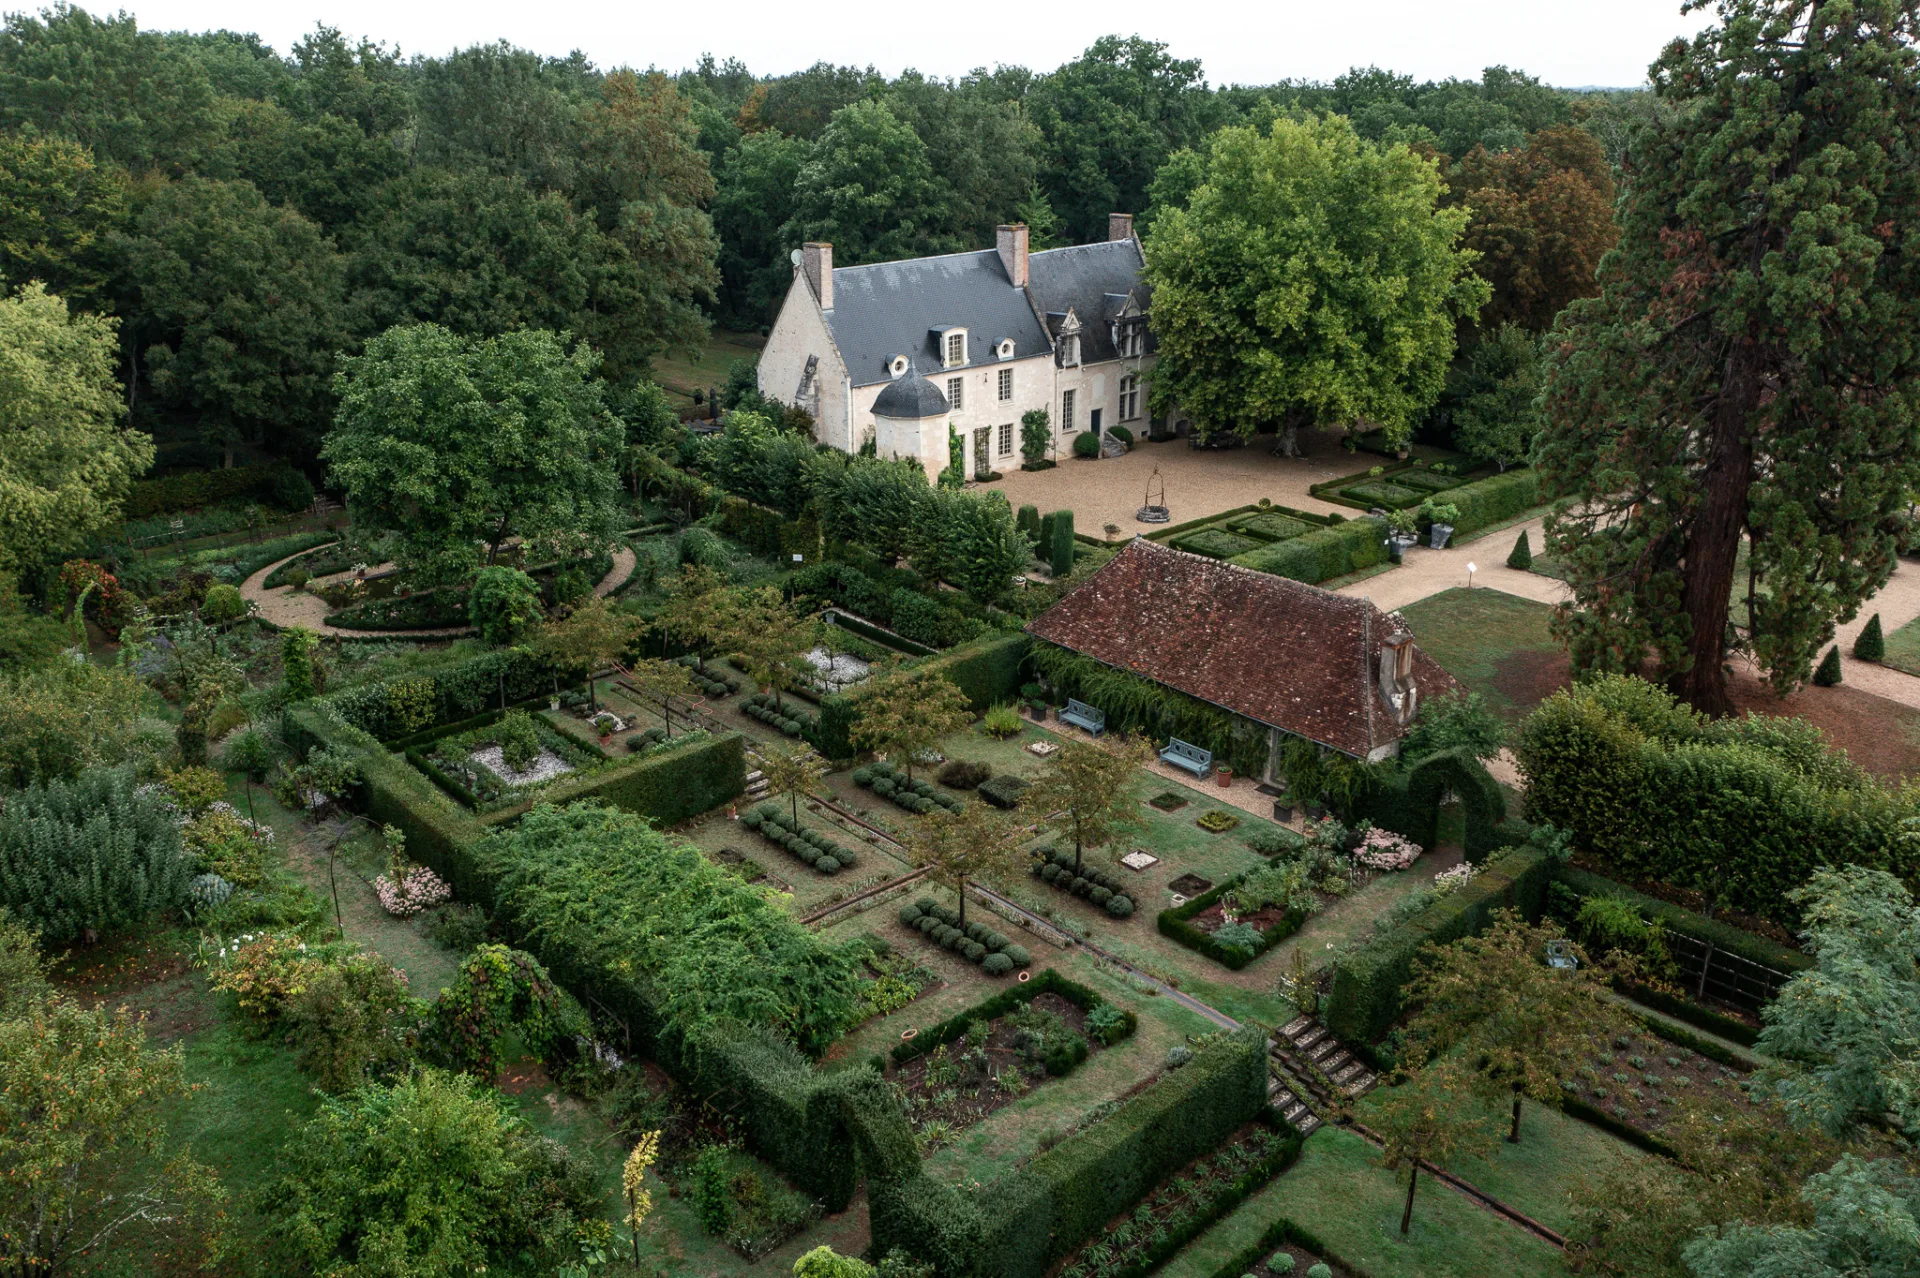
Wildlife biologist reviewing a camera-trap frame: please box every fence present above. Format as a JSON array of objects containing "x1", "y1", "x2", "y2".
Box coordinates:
[{"x1": 1662, "y1": 931, "x2": 1795, "y2": 1013}]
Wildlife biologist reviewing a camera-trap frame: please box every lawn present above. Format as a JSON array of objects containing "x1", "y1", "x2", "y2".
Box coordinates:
[
  {"x1": 650, "y1": 329, "x2": 766, "y2": 413},
  {"x1": 1398, "y1": 587, "x2": 1568, "y2": 722},
  {"x1": 1882, "y1": 612, "x2": 1920, "y2": 677},
  {"x1": 1155, "y1": 1126, "x2": 1570, "y2": 1278}
]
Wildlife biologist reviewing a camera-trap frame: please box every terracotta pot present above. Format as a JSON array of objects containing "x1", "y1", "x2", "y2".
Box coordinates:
[{"x1": 1217, "y1": 766, "x2": 1233, "y2": 789}]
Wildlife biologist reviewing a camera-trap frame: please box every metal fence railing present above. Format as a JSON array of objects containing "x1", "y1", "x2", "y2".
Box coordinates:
[{"x1": 1662, "y1": 931, "x2": 1796, "y2": 1012}]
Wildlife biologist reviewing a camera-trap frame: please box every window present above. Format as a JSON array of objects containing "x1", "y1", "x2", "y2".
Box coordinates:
[
  {"x1": 1063, "y1": 335, "x2": 1080, "y2": 366},
  {"x1": 1061, "y1": 389, "x2": 1075, "y2": 432},
  {"x1": 997, "y1": 422, "x2": 1013, "y2": 456},
  {"x1": 998, "y1": 368, "x2": 1013, "y2": 401},
  {"x1": 947, "y1": 376, "x2": 964, "y2": 411},
  {"x1": 946, "y1": 332, "x2": 965, "y2": 366},
  {"x1": 1120, "y1": 374, "x2": 1140, "y2": 421}
]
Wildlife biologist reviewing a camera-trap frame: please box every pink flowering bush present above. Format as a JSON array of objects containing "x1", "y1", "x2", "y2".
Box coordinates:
[
  {"x1": 1350, "y1": 826, "x2": 1421, "y2": 872},
  {"x1": 374, "y1": 865, "x2": 452, "y2": 917}
]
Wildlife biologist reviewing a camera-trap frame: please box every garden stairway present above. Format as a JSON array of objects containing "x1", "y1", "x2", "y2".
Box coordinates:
[
  {"x1": 743, "y1": 767, "x2": 770, "y2": 801},
  {"x1": 1101, "y1": 432, "x2": 1126, "y2": 458},
  {"x1": 1269, "y1": 1015, "x2": 1380, "y2": 1135}
]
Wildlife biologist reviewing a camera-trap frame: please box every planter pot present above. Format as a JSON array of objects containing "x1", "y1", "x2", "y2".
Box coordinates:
[
  {"x1": 1271, "y1": 803, "x2": 1294, "y2": 824},
  {"x1": 1217, "y1": 766, "x2": 1233, "y2": 789},
  {"x1": 549, "y1": 697, "x2": 561, "y2": 712},
  {"x1": 1306, "y1": 803, "x2": 1329, "y2": 821},
  {"x1": 1429, "y1": 523, "x2": 1454, "y2": 550},
  {"x1": 598, "y1": 734, "x2": 612, "y2": 745}
]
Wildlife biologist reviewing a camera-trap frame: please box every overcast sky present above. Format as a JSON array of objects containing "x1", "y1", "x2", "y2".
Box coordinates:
[{"x1": 91, "y1": 0, "x2": 1713, "y2": 88}]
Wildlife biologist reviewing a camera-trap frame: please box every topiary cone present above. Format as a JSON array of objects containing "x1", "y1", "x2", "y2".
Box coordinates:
[
  {"x1": 1854, "y1": 613, "x2": 1885, "y2": 662},
  {"x1": 1813, "y1": 644, "x2": 1843, "y2": 686},
  {"x1": 1507, "y1": 530, "x2": 1533, "y2": 571}
]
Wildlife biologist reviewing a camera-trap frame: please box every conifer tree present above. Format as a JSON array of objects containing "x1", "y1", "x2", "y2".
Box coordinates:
[
  {"x1": 1813, "y1": 645, "x2": 1842, "y2": 688},
  {"x1": 1853, "y1": 613, "x2": 1884, "y2": 663},
  {"x1": 1507, "y1": 530, "x2": 1532, "y2": 571}
]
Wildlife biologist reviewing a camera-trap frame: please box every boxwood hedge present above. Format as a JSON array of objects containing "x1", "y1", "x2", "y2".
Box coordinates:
[
  {"x1": 814, "y1": 631, "x2": 1029, "y2": 759},
  {"x1": 1228, "y1": 517, "x2": 1388, "y2": 585},
  {"x1": 889, "y1": 967, "x2": 1134, "y2": 1065},
  {"x1": 1324, "y1": 844, "x2": 1554, "y2": 1054},
  {"x1": 1158, "y1": 871, "x2": 1305, "y2": 970}
]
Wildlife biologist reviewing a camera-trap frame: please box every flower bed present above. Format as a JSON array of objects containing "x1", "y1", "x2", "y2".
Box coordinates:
[
  {"x1": 408, "y1": 711, "x2": 605, "y2": 812},
  {"x1": 886, "y1": 970, "x2": 1136, "y2": 1149},
  {"x1": 1029, "y1": 846, "x2": 1137, "y2": 918},
  {"x1": 741, "y1": 803, "x2": 862, "y2": 874},
  {"x1": 853, "y1": 760, "x2": 966, "y2": 815},
  {"x1": 1054, "y1": 1116, "x2": 1302, "y2": 1278},
  {"x1": 741, "y1": 692, "x2": 817, "y2": 738},
  {"x1": 897, "y1": 898, "x2": 1029, "y2": 974},
  {"x1": 851, "y1": 941, "x2": 938, "y2": 1022}
]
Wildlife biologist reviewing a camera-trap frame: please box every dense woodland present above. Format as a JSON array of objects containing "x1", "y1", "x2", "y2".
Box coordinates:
[{"x1": 0, "y1": 6, "x2": 1633, "y2": 474}]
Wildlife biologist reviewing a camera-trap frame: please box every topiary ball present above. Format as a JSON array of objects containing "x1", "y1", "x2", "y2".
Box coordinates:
[
  {"x1": 1269, "y1": 1254, "x2": 1296, "y2": 1275},
  {"x1": 1306, "y1": 1265, "x2": 1331, "y2": 1278},
  {"x1": 852, "y1": 767, "x2": 874, "y2": 786},
  {"x1": 1070, "y1": 876, "x2": 1091, "y2": 896},
  {"x1": 963, "y1": 941, "x2": 986, "y2": 962},
  {"x1": 1105, "y1": 895, "x2": 1135, "y2": 918},
  {"x1": 741, "y1": 811, "x2": 763, "y2": 829},
  {"x1": 982, "y1": 952, "x2": 1014, "y2": 976},
  {"x1": 916, "y1": 916, "x2": 939, "y2": 934},
  {"x1": 1002, "y1": 944, "x2": 1030, "y2": 967},
  {"x1": 816, "y1": 856, "x2": 840, "y2": 874},
  {"x1": 899, "y1": 904, "x2": 923, "y2": 926},
  {"x1": 836, "y1": 847, "x2": 857, "y2": 868},
  {"x1": 1090, "y1": 885, "x2": 1113, "y2": 906}
]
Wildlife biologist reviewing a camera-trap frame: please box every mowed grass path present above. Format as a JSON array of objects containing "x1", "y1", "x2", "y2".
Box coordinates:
[
  {"x1": 1398, "y1": 587, "x2": 1568, "y2": 722},
  {"x1": 1156, "y1": 1125, "x2": 1571, "y2": 1278}
]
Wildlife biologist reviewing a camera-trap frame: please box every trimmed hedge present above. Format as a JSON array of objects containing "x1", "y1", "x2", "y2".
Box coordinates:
[
  {"x1": 889, "y1": 967, "x2": 1134, "y2": 1064},
  {"x1": 1030, "y1": 846, "x2": 1137, "y2": 917},
  {"x1": 319, "y1": 646, "x2": 561, "y2": 740},
  {"x1": 487, "y1": 730, "x2": 745, "y2": 827},
  {"x1": 1552, "y1": 865, "x2": 1809, "y2": 977},
  {"x1": 1229, "y1": 517, "x2": 1388, "y2": 585},
  {"x1": 1517, "y1": 674, "x2": 1920, "y2": 927},
  {"x1": 1357, "y1": 748, "x2": 1511, "y2": 864},
  {"x1": 869, "y1": 1027, "x2": 1271, "y2": 1278},
  {"x1": 1158, "y1": 871, "x2": 1305, "y2": 970},
  {"x1": 813, "y1": 631, "x2": 1028, "y2": 759},
  {"x1": 125, "y1": 462, "x2": 314, "y2": 518},
  {"x1": 1433, "y1": 467, "x2": 1539, "y2": 538},
  {"x1": 1324, "y1": 845, "x2": 1554, "y2": 1051}
]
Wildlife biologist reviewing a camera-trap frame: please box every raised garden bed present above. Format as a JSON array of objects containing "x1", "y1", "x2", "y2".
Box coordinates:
[
  {"x1": 1148, "y1": 790, "x2": 1190, "y2": 813},
  {"x1": 1228, "y1": 511, "x2": 1318, "y2": 542},
  {"x1": 897, "y1": 898, "x2": 1029, "y2": 974},
  {"x1": 1173, "y1": 528, "x2": 1262, "y2": 559},
  {"x1": 741, "y1": 803, "x2": 862, "y2": 874},
  {"x1": 1561, "y1": 1027, "x2": 1758, "y2": 1142},
  {"x1": 741, "y1": 692, "x2": 817, "y2": 738},
  {"x1": 1339, "y1": 480, "x2": 1426, "y2": 510},
  {"x1": 1054, "y1": 1115, "x2": 1302, "y2": 1278},
  {"x1": 887, "y1": 970, "x2": 1135, "y2": 1147},
  {"x1": 854, "y1": 760, "x2": 966, "y2": 815},
  {"x1": 1201, "y1": 1218, "x2": 1359, "y2": 1278},
  {"x1": 1029, "y1": 846, "x2": 1137, "y2": 917},
  {"x1": 850, "y1": 937, "x2": 938, "y2": 1022},
  {"x1": 1161, "y1": 871, "x2": 1311, "y2": 970}
]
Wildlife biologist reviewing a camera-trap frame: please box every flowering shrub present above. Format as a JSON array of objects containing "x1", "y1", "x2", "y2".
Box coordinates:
[
  {"x1": 1432, "y1": 862, "x2": 1478, "y2": 895},
  {"x1": 1350, "y1": 826, "x2": 1421, "y2": 872},
  {"x1": 181, "y1": 801, "x2": 276, "y2": 887},
  {"x1": 206, "y1": 932, "x2": 322, "y2": 1022},
  {"x1": 374, "y1": 865, "x2": 452, "y2": 917}
]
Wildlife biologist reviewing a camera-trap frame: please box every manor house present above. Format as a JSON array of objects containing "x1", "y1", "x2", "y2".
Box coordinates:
[{"x1": 757, "y1": 216, "x2": 1155, "y2": 483}]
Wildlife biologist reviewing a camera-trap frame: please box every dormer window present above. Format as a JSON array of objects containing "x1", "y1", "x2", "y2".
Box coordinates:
[
  {"x1": 1062, "y1": 335, "x2": 1080, "y2": 367},
  {"x1": 889, "y1": 355, "x2": 910, "y2": 379},
  {"x1": 997, "y1": 338, "x2": 1015, "y2": 360},
  {"x1": 931, "y1": 326, "x2": 967, "y2": 368}
]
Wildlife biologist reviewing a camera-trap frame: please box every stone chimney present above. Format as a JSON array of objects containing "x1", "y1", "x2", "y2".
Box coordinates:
[
  {"x1": 1378, "y1": 629, "x2": 1418, "y2": 726},
  {"x1": 1108, "y1": 212, "x2": 1135, "y2": 242},
  {"x1": 996, "y1": 223, "x2": 1029, "y2": 287},
  {"x1": 802, "y1": 241, "x2": 833, "y2": 310}
]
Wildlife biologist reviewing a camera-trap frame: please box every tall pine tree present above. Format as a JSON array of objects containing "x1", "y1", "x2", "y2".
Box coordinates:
[{"x1": 1536, "y1": 0, "x2": 1920, "y2": 712}]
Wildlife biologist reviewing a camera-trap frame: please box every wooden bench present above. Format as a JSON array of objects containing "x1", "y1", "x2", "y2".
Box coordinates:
[
  {"x1": 1160, "y1": 738, "x2": 1212, "y2": 777},
  {"x1": 1059, "y1": 698, "x2": 1106, "y2": 736}
]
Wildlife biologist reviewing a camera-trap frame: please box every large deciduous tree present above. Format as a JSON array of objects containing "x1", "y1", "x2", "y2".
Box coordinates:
[
  {"x1": 850, "y1": 669, "x2": 973, "y2": 782},
  {"x1": 712, "y1": 129, "x2": 812, "y2": 324},
  {"x1": 1447, "y1": 125, "x2": 1618, "y2": 334},
  {"x1": 118, "y1": 176, "x2": 348, "y2": 465},
  {"x1": 1145, "y1": 113, "x2": 1488, "y2": 448},
  {"x1": 1536, "y1": 0, "x2": 1920, "y2": 713},
  {"x1": 782, "y1": 99, "x2": 958, "y2": 266},
  {"x1": 1018, "y1": 733, "x2": 1151, "y2": 874},
  {"x1": 323, "y1": 323, "x2": 624, "y2": 583},
  {"x1": 0, "y1": 283, "x2": 150, "y2": 573},
  {"x1": 0, "y1": 132, "x2": 129, "y2": 310}
]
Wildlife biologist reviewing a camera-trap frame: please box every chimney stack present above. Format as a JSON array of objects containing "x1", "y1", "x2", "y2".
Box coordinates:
[
  {"x1": 1378, "y1": 630, "x2": 1418, "y2": 726},
  {"x1": 996, "y1": 223, "x2": 1029, "y2": 287},
  {"x1": 802, "y1": 242, "x2": 833, "y2": 310},
  {"x1": 1107, "y1": 212, "x2": 1135, "y2": 243}
]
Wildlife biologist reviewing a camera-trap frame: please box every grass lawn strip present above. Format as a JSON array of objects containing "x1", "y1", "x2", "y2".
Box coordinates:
[
  {"x1": 1882, "y1": 609, "x2": 1920, "y2": 676},
  {"x1": 1397, "y1": 587, "x2": 1567, "y2": 722},
  {"x1": 1153, "y1": 1126, "x2": 1570, "y2": 1278}
]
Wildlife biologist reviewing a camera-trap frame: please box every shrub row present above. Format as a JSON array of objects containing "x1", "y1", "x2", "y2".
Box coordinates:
[
  {"x1": 1324, "y1": 845, "x2": 1554, "y2": 1054},
  {"x1": 1516, "y1": 674, "x2": 1920, "y2": 927},
  {"x1": 897, "y1": 898, "x2": 1029, "y2": 973},
  {"x1": 890, "y1": 968, "x2": 1133, "y2": 1065},
  {"x1": 978, "y1": 773, "x2": 1030, "y2": 809},
  {"x1": 1432, "y1": 467, "x2": 1540, "y2": 538},
  {"x1": 1228, "y1": 517, "x2": 1388, "y2": 585},
  {"x1": 1158, "y1": 872, "x2": 1305, "y2": 971},
  {"x1": 501, "y1": 730, "x2": 743, "y2": 828},
  {"x1": 125, "y1": 462, "x2": 314, "y2": 518},
  {"x1": 717, "y1": 493, "x2": 821, "y2": 560},
  {"x1": 672, "y1": 655, "x2": 743, "y2": 699},
  {"x1": 1030, "y1": 846, "x2": 1136, "y2": 918},
  {"x1": 854, "y1": 760, "x2": 966, "y2": 815},
  {"x1": 868, "y1": 1028, "x2": 1271, "y2": 1278},
  {"x1": 742, "y1": 693, "x2": 817, "y2": 738},
  {"x1": 744, "y1": 804, "x2": 860, "y2": 874}
]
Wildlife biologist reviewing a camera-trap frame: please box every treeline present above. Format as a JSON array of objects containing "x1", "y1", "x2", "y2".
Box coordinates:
[{"x1": 1, "y1": 7, "x2": 1643, "y2": 474}]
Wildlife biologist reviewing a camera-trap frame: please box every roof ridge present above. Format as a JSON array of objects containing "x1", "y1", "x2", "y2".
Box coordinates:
[
  {"x1": 1134, "y1": 537, "x2": 1372, "y2": 614},
  {"x1": 833, "y1": 247, "x2": 998, "y2": 275}
]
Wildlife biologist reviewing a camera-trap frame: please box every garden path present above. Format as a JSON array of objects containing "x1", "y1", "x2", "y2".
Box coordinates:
[{"x1": 240, "y1": 544, "x2": 637, "y2": 639}]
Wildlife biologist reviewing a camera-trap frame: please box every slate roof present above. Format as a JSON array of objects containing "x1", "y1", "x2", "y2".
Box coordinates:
[
  {"x1": 1026, "y1": 241, "x2": 1154, "y2": 366},
  {"x1": 827, "y1": 250, "x2": 1051, "y2": 388},
  {"x1": 1025, "y1": 539, "x2": 1457, "y2": 759},
  {"x1": 825, "y1": 239, "x2": 1151, "y2": 388},
  {"x1": 871, "y1": 368, "x2": 950, "y2": 418}
]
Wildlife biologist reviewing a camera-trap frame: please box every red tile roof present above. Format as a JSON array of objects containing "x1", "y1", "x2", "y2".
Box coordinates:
[{"x1": 1026, "y1": 538, "x2": 1457, "y2": 759}]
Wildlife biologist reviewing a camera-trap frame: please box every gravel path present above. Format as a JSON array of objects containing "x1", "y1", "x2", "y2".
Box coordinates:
[{"x1": 240, "y1": 544, "x2": 639, "y2": 639}]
